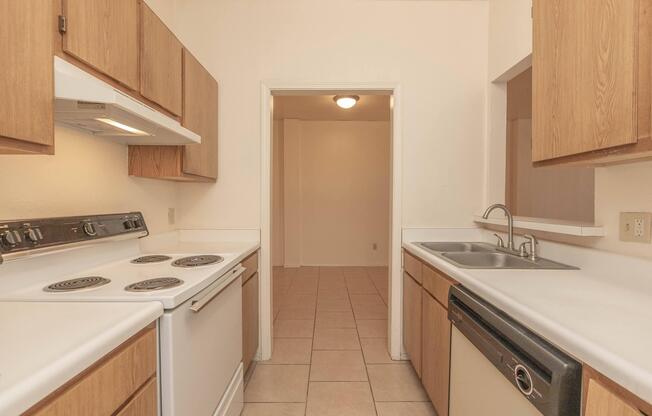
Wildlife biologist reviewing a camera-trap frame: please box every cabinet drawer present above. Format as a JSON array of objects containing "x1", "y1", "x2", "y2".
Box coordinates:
[
  {"x1": 403, "y1": 250, "x2": 422, "y2": 284},
  {"x1": 242, "y1": 251, "x2": 259, "y2": 284},
  {"x1": 31, "y1": 326, "x2": 157, "y2": 416},
  {"x1": 422, "y1": 264, "x2": 455, "y2": 308},
  {"x1": 116, "y1": 377, "x2": 157, "y2": 416}
]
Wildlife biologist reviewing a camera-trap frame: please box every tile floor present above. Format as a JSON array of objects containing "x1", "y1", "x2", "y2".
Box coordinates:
[{"x1": 242, "y1": 266, "x2": 436, "y2": 416}]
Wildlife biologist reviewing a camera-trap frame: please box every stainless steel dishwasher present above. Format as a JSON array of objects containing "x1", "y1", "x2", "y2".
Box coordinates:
[{"x1": 448, "y1": 286, "x2": 582, "y2": 416}]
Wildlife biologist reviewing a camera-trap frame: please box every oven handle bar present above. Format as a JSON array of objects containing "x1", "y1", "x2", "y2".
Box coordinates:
[{"x1": 190, "y1": 265, "x2": 246, "y2": 313}]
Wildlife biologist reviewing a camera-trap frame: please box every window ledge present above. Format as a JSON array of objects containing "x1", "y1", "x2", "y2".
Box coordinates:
[{"x1": 473, "y1": 216, "x2": 605, "y2": 237}]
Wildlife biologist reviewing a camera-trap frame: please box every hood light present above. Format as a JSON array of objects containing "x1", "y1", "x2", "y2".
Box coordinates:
[
  {"x1": 95, "y1": 118, "x2": 151, "y2": 136},
  {"x1": 334, "y1": 95, "x2": 360, "y2": 109}
]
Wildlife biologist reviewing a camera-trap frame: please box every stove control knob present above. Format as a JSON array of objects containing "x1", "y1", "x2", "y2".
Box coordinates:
[
  {"x1": 1, "y1": 231, "x2": 17, "y2": 247},
  {"x1": 25, "y1": 228, "x2": 44, "y2": 243},
  {"x1": 133, "y1": 218, "x2": 143, "y2": 228},
  {"x1": 123, "y1": 220, "x2": 135, "y2": 230},
  {"x1": 82, "y1": 222, "x2": 97, "y2": 236}
]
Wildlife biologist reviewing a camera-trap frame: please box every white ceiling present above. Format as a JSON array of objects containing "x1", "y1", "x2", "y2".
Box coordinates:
[{"x1": 273, "y1": 94, "x2": 391, "y2": 122}]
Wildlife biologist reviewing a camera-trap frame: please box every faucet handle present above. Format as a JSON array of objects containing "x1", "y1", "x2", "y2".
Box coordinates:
[
  {"x1": 493, "y1": 233, "x2": 505, "y2": 248},
  {"x1": 522, "y1": 234, "x2": 539, "y2": 260}
]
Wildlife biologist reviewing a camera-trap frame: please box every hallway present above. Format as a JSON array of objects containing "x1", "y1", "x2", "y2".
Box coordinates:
[{"x1": 242, "y1": 266, "x2": 435, "y2": 416}]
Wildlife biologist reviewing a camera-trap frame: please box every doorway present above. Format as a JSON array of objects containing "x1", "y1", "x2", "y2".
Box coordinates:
[{"x1": 259, "y1": 84, "x2": 403, "y2": 365}]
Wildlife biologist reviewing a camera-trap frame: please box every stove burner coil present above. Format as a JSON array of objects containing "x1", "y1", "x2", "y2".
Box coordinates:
[
  {"x1": 44, "y1": 276, "x2": 111, "y2": 292},
  {"x1": 172, "y1": 255, "x2": 224, "y2": 268},
  {"x1": 131, "y1": 255, "x2": 173, "y2": 264},
  {"x1": 125, "y1": 277, "x2": 184, "y2": 292}
]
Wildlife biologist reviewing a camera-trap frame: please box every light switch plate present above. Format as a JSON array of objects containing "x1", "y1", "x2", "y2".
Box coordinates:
[{"x1": 620, "y1": 212, "x2": 652, "y2": 243}]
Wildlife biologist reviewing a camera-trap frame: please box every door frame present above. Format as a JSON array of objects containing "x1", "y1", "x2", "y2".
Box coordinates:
[{"x1": 259, "y1": 81, "x2": 403, "y2": 361}]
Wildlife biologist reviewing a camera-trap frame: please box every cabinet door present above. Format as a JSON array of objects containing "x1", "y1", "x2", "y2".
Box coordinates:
[
  {"x1": 116, "y1": 377, "x2": 158, "y2": 416},
  {"x1": 243, "y1": 273, "x2": 259, "y2": 374},
  {"x1": 584, "y1": 378, "x2": 641, "y2": 416},
  {"x1": 403, "y1": 272, "x2": 422, "y2": 376},
  {"x1": 182, "y1": 49, "x2": 218, "y2": 179},
  {"x1": 140, "y1": 2, "x2": 183, "y2": 116},
  {"x1": 62, "y1": 0, "x2": 139, "y2": 90},
  {"x1": 422, "y1": 293, "x2": 451, "y2": 416},
  {"x1": 532, "y1": 0, "x2": 638, "y2": 161},
  {"x1": 0, "y1": 0, "x2": 54, "y2": 149}
]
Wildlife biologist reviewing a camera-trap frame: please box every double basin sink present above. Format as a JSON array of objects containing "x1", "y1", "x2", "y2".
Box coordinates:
[{"x1": 416, "y1": 242, "x2": 578, "y2": 270}]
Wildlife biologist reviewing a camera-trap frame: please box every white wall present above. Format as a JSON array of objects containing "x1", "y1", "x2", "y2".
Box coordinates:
[
  {"x1": 168, "y1": 0, "x2": 489, "y2": 231},
  {"x1": 0, "y1": 126, "x2": 178, "y2": 233},
  {"x1": 277, "y1": 120, "x2": 390, "y2": 267}
]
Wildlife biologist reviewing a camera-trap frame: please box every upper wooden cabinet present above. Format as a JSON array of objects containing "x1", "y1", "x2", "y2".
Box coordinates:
[
  {"x1": 128, "y1": 49, "x2": 218, "y2": 182},
  {"x1": 0, "y1": 0, "x2": 55, "y2": 154},
  {"x1": 62, "y1": 0, "x2": 140, "y2": 91},
  {"x1": 182, "y1": 49, "x2": 219, "y2": 179},
  {"x1": 140, "y1": 2, "x2": 183, "y2": 116},
  {"x1": 532, "y1": 0, "x2": 652, "y2": 165}
]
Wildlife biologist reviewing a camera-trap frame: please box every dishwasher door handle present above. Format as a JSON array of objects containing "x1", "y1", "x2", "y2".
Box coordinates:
[{"x1": 190, "y1": 265, "x2": 246, "y2": 313}]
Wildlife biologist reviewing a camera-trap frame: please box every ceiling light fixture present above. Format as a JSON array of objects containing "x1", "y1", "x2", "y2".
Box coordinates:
[{"x1": 334, "y1": 95, "x2": 360, "y2": 109}]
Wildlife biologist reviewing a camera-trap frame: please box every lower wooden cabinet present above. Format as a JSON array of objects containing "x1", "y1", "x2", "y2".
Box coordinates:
[
  {"x1": 403, "y1": 271, "x2": 422, "y2": 377},
  {"x1": 403, "y1": 250, "x2": 457, "y2": 416},
  {"x1": 26, "y1": 325, "x2": 157, "y2": 416},
  {"x1": 583, "y1": 367, "x2": 652, "y2": 416},
  {"x1": 242, "y1": 251, "x2": 260, "y2": 375},
  {"x1": 422, "y1": 292, "x2": 451, "y2": 416}
]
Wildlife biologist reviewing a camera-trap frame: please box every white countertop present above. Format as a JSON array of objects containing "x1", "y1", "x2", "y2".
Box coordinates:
[
  {"x1": 0, "y1": 301, "x2": 162, "y2": 416},
  {"x1": 403, "y1": 232, "x2": 652, "y2": 405}
]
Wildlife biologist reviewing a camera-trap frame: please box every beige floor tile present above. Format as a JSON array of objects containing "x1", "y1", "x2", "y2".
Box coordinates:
[
  {"x1": 276, "y1": 307, "x2": 316, "y2": 320},
  {"x1": 262, "y1": 338, "x2": 313, "y2": 365},
  {"x1": 310, "y1": 350, "x2": 367, "y2": 381},
  {"x1": 345, "y1": 277, "x2": 377, "y2": 294},
  {"x1": 315, "y1": 310, "x2": 356, "y2": 328},
  {"x1": 375, "y1": 402, "x2": 436, "y2": 416},
  {"x1": 316, "y1": 297, "x2": 351, "y2": 312},
  {"x1": 350, "y1": 294, "x2": 385, "y2": 307},
  {"x1": 367, "y1": 364, "x2": 429, "y2": 402},
  {"x1": 352, "y1": 304, "x2": 388, "y2": 320},
  {"x1": 242, "y1": 403, "x2": 306, "y2": 416},
  {"x1": 313, "y1": 328, "x2": 360, "y2": 350},
  {"x1": 360, "y1": 338, "x2": 393, "y2": 364},
  {"x1": 280, "y1": 294, "x2": 317, "y2": 309},
  {"x1": 275, "y1": 320, "x2": 315, "y2": 338},
  {"x1": 245, "y1": 365, "x2": 310, "y2": 403},
  {"x1": 356, "y1": 320, "x2": 388, "y2": 338},
  {"x1": 306, "y1": 382, "x2": 375, "y2": 416}
]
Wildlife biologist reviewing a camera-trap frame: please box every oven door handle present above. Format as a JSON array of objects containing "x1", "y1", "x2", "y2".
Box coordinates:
[{"x1": 190, "y1": 265, "x2": 246, "y2": 313}]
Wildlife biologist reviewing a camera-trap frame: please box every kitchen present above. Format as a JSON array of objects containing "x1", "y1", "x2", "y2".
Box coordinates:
[{"x1": 0, "y1": 0, "x2": 650, "y2": 415}]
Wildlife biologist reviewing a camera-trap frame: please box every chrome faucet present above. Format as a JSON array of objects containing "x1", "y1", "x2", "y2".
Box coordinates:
[{"x1": 482, "y1": 204, "x2": 516, "y2": 252}]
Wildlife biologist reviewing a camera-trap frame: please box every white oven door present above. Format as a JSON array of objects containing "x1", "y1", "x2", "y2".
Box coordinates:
[
  {"x1": 449, "y1": 327, "x2": 543, "y2": 416},
  {"x1": 159, "y1": 266, "x2": 245, "y2": 416}
]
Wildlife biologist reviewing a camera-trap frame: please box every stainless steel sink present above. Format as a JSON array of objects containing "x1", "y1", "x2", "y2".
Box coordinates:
[
  {"x1": 417, "y1": 242, "x2": 494, "y2": 253},
  {"x1": 415, "y1": 241, "x2": 578, "y2": 270}
]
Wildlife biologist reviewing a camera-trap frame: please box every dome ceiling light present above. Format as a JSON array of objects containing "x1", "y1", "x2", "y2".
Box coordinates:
[{"x1": 333, "y1": 95, "x2": 360, "y2": 109}]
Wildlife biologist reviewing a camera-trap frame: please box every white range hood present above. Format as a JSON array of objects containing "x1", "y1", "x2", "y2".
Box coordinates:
[{"x1": 54, "y1": 57, "x2": 200, "y2": 145}]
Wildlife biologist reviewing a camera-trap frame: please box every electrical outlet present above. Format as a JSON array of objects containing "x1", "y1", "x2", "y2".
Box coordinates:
[
  {"x1": 620, "y1": 212, "x2": 652, "y2": 243},
  {"x1": 168, "y1": 208, "x2": 176, "y2": 225}
]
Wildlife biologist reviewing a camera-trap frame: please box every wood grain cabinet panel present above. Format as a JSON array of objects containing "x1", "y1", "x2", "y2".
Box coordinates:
[
  {"x1": 403, "y1": 272, "x2": 422, "y2": 377},
  {"x1": 62, "y1": 0, "x2": 140, "y2": 90},
  {"x1": 422, "y1": 292, "x2": 451, "y2": 416},
  {"x1": 140, "y1": 2, "x2": 183, "y2": 116},
  {"x1": 243, "y1": 272, "x2": 259, "y2": 375},
  {"x1": 583, "y1": 367, "x2": 652, "y2": 416},
  {"x1": 422, "y1": 264, "x2": 454, "y2": 307},
  {"x1": 29, "y1": 327, "x2": 157, "y2": 416},
  {"x1": 0, "y1": 0, "x2": 54, "y2": 153},
  {"x1": 115, "y1": 377, "x2": 158, "y2": 416},
  {"x1": 182, "y1": 49, "x2": 219, "y2": 179},
  {"x1": 403, "y1": 251, "x2": 422, "y2": 284},
  {"x1": 532, "y1": 0, "x2": 652, "y2": 165}
]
